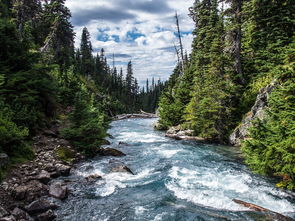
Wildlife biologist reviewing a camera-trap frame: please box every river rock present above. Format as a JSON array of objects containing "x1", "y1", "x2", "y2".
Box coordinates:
[
  {"x1": 118, "y1": 142, "x2": 129, "y2": 146},
  {"x1": 111, "y1": 165, "x2": 134, "y2": 175},
  {"x1": 11, "y1": 180, "x2": 48, "y2": 201},
  {"x1": 49, "y1": 182, "x2": 68, "y2": 200},
  {"x1": 85, "y1": 174, "x2": 102, "y2": 182},
  {"x1": 24, "y1": 199, "x2": 57, "y2": 215},
  {"x1": 99, "y1": 148, "x2": 126, "y2": 157},
  {"x1": 0, "y1": 153, "x2": 9, "y2": 168},
  {"x1": 0, "y1": 206, "x2": 9, "y2": 218},
  {"x1": 36, "y1": 170, "x2": 51, "y2": 184},
  {"x1": 229, "y1": 82, "x2": 277, "y2": 146},
  {"x1": 11, "y1": 208, "x2": 33, "y2": 221},
  {"x1": 56, "y1": 164, "x2": 71, "y2": 176},
  {"x1": 35, "y1": 209, "x2": 56, "y2": 221}
]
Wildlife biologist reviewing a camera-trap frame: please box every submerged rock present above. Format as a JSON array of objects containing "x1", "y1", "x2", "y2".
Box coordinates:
[
  {"x1": 85, "y1": 174, "x2": 102, "y2": 182},
  {"x1": 111, "y1": 165, "x2": 134, "y2": 175},
  {"x1": 99, "y1": 148, "x2": 126, "y2": 157},
  {"x1": 229, "y1": 82, "x2": 277, "y2": 146},
  {"x1": 49, "y1": 182, "x2": 68, "y2": 200},
  {"x1": 118, "y1": 141, "x2": 129, "y2": 146}
]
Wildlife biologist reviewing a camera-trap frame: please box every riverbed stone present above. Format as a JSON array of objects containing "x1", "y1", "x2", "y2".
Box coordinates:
[{"x1": 49, "y1": 182, "x2": 68, "y2": 200}]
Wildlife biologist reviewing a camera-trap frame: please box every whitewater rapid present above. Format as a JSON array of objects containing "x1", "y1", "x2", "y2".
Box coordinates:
[{"x1": 55, "y1": 118, "x2": 295, "y2": 221}]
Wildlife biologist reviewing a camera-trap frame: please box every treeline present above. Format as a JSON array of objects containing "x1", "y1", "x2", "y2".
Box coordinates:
[
  {"x1": 139, "y1": 78, "x2": 166, "y2": 113},
  {"x1": 157, "y1": 0, "x2": 295, "y2": 190},
  {"x1": 0, "y1": 0, "x2": 163, "y2": 176}
]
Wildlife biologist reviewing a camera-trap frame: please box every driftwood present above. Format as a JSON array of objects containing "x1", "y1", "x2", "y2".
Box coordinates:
[
  {"x1": 114, "y1": 110, "x2": 157, "y2": 120},
  {"x1": 233, "y1": 199, "x2": 294, "y2": 221}
]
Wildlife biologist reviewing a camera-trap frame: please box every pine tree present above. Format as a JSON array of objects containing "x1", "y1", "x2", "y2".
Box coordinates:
[{"x1": 80, "y1": 27, "x2": 94, "y2": 78}]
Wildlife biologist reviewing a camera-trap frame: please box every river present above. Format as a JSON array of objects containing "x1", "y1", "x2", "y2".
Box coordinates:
[{"x1": 55, "y1": 118, "x2": 295, "y2": 220}]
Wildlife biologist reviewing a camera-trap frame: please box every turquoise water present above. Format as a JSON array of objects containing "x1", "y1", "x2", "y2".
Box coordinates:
[{"x1": 56, "y1": 118, "x2": 295, "y2": 220}]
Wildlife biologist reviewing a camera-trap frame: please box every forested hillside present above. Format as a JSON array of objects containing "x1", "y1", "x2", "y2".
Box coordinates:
[
  {"x1": 0, "y1": 0, "x2": 163, "y2": 178},
  {"x1": 157, "y1": 0, "x2": 295, "y2": 190}
]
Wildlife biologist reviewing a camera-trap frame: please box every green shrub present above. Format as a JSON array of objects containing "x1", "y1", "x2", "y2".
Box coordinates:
[
  {"x1": 61, "y1": 92, "x2": 108, "y2": 156},
  {"x1": 0, "y1": 101, "x2": 33, "y2": 160},
  {"x1": 242, "y1": 71, "x2": 295, "y2": 190}
]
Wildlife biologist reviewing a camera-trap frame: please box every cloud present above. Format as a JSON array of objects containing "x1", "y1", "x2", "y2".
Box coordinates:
[
  {"x1": 118, "y1": 0, "x2": 172, "y2": 14},
  {"x1": 66, "y1": 0, "x2": 195, "y2": 85},
  {"x1": 71, "y1": 7, "x2": 136, "y2": 26}
]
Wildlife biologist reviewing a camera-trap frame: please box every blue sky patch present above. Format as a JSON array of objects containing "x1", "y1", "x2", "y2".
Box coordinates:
[{"x1": 126, "y1": 29, "x2": 145, "y2": 42}]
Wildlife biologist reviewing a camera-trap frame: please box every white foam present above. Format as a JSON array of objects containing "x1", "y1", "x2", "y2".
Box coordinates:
[
  {"x1": 157, "y1": 149, "x2": 182, "y2": 158},
  {"x1": 95, "y1": 168, "x2": 155, "y2": 197},
  {"x1": 153, "y1": 212, "x2": 168, "y2": 221},
  {"x1": 117, "y1": 132, "x2": 166, "y2": 143},
  {"x1": 166, "y1": 166, "x2": 295, "y2": 213},
  {"x1": 135, "y1": 206, "x2": 148, "y2": 216}
]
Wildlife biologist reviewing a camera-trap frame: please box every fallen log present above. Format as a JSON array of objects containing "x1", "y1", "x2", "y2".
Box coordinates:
[
  {"x1": 233, "y1": 199, "x2": 294, "y2": 221},
  {"x1": 114, "y1": 112, "x2": 157, "y2": 120}
]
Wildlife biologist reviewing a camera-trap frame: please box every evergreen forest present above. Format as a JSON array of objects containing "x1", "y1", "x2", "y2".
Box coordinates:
[
  {"x1": 0, "y1": 0, "x2": 294, "y2": 195},
  {"x1": 157, "y1": 0, "x2": 295, "y2": 190}
]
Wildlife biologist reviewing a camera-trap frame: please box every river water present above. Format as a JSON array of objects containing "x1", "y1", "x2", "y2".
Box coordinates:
[{"x1": 55, "y1": 118, "x2": 295, "y2": 220}]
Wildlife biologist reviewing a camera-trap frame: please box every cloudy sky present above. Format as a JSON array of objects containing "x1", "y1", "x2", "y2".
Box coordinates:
[{"x1": 65, "y1": 0, "x2": 195, "y2": 85}]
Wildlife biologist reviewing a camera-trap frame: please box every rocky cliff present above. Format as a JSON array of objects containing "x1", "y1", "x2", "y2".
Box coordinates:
[{"x1": 229, "y1": 82, "x2": 277, "y2": 146}]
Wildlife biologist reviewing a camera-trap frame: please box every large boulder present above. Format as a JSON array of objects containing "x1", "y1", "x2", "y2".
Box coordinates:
[
  {"x1": 24, "y1": 199, "x2": 57, "y2": 215},
  {"x1": 99, "y1": 148, "x2": 126, "y2": 157},
  {"x1": 49, "y1": 182, "x2": 68, "y2": 200},
  {"x1": 229, "y1": 82, "x2": 277, "y2": 146},
  {"x1": 11, "y1": 208, "x2": 33, "y2": 221},
  {"x1": 0, "y1": 153, "x2": 9, "y2": 168}
]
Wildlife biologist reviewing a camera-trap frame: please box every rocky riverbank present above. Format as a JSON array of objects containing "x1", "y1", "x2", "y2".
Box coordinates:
[
  {"x1": 162, "y1": 125, "x2": 206, "y2": 142},
  {"x1": 0, "y1": 120, "x2": 135, "y2": 221},
  {"x1": 0, "y1": 123, "x2": 85, "y2": 221}
]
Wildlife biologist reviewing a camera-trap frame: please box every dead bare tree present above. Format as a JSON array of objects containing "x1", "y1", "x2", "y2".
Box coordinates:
[{"x1": 175, "y1": 12, "x2": 185, "y2": 74}]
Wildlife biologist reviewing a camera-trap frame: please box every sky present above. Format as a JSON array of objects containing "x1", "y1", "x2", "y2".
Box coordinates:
[{"x1": 65, "y1": 0, "x2": 195, "y2": 86}]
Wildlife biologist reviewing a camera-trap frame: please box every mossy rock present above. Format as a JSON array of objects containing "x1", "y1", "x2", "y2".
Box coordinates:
[{"x1": 55, "y1": 146, "x2": 75, "y2": 163}]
